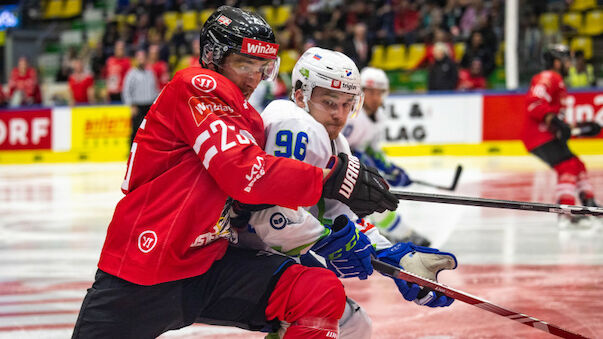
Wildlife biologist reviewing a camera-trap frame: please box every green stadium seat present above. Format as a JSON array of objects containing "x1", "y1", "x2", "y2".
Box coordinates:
[
  {"x1": 569, "y1": 0, "x2": 596, "y2": 11},
  {"x1": 570, "y1": 36, "x2": 593, "y2": 59},
  {"x1": 406, "y1": 43, "x2": 426, "y2": 69},
  {"x1": 453, "y1": 42, "x2": 465, "y2": 62},
  {"x1": 582, "y1": 10, "x2": 603, "y2": 35},
  {"x1": 539, "y1": 13, "x2": 559, "y2": 35},
  {"x1": 383, "y1": 44, "x2": 405, "y2": 71},
  {"x1": 369, "y1": 45, "x2": 386, "y2": 69},
  {"x1": 562, "y1": 12, "x2": 582, "y2": 33},
  {"x1": 182, "y1": 10, "x2": 198, "y2": 31}
]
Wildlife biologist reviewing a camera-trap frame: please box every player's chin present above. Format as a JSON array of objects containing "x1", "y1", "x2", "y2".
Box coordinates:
[{"x1": 327, "y1": 125, "x2": 345, "y2": 139}]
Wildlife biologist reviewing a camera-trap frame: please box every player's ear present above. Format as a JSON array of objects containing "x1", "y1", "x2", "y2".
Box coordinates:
[{"x1": 293, "y1": 89, "x2": 306, "y2": 109}]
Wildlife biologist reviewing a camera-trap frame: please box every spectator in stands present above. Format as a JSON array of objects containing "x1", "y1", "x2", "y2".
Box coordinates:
[
  {"x1": 394, "y1": 0, "x2": 421, "y2": 45},
  {"x1": 461, "y1": 30, "x2": 494, "y2": 77},
  {"x1": 344, "y1": 22, "x2": 372, "y2": 69},
  {"x1": 149, "y1": 44, "x2": 170, "y2": 90},
  {"x1": 122, "y1": 49, "x2": 158, "y2": 144},
  {"x1": 56, "y1": 46, "x2": 78, "y2": 82},
  {"x1": 428, "y1": 42, "x2": 458, "y2": 91},
  {"x1": 8, "y1": 56, "x2": 41, "y2": 106},
  {"x1": 459, "y1": 0, "x2": 488, "y2": 39},
  {"x1": 457, "y1": 58, "x2": 487, "y2": 90},
  {"x1": 416, "y1": 28, "x2": 455, "y2": 68},
  {"x1": 567, "y1": 51, "x2": 596, "y2": 88},
  {"x1": 104, "y1": 40, "x2": 131, "y2": 102},
  {"x1": 68, "y1": 58, "x2": 95, "y2": 105},
  {"x1": 188, "y1": 39, "x2": 201, "y2": 68},
  {"x1": 0, "y1": 85, "x2": 6, "y2": 108}
]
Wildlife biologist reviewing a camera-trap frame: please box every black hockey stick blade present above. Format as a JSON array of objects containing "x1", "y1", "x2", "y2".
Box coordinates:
[
  {"x1": 390, "y1": 189, "x2": 603, "y2": 217},
  {"x1": 412, "y1": 165, "x2": 463, "y2": 191}
]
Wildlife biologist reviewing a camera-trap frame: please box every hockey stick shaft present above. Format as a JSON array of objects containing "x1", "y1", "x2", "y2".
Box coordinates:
[
  {"x1": 390, "y1": 189, "x2": 603, "y2": 217},
  {"x1": 371, "y1": 259, "x2": 590, "y2": 339},
  {"x1": 411, "y1": 165, "x2": 463, "y2": 191}
]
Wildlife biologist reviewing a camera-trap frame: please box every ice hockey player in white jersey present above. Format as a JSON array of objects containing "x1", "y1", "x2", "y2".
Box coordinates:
[
  {"x1": 232, "y1": 47, "x2": 457, "y2": 339},
  {"x1": 342, "y1": 66, "x2": 431, "y2": 246}
]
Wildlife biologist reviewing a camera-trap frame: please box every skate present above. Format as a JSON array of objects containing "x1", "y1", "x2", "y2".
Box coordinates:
[{"x1": 557, "y1": 214, "x2": 592, "y2": 229}]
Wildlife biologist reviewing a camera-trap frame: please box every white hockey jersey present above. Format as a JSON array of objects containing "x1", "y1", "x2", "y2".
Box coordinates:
[
  {"x1": 236, "y1": 99, "x2": 391, "y2": 256},
  {"x1": 342, "y1": 107, "x2": 386, "y2": 152}
]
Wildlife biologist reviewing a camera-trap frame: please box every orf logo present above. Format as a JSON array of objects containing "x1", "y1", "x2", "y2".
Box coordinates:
[
  {"x1": 192, "y1": 74, "x2": 217, "y2": 93},
  {"x1": 331, "y1": 80, "x2": 341, "y2": 89},
  {"x1": 138, "y1": 230, "x2": 158, "y2": 253}
]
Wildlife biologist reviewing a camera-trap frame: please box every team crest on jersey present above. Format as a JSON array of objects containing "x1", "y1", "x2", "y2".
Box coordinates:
[
  {"x1": 188, "y1": 96, "x2": 239, "y2": 126},
  {"x1": 192, "y1": 74, "x2": 217, "y2": 93},
  {"x1": 138, "y1": 230, "x2": 158, "y2": 253},
  {"x1": 269, "y1": 212, "x2": 287, "y2": 230}
]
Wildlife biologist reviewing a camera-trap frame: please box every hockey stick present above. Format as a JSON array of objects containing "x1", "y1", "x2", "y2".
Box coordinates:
[
  {"x1": 390, "y1": 189, "x2": 603, "y2": 217},
  {"x1": 371, "y1": 258, "x2": 589, "y2": 339},
  {"x1": 411, "y1": 165, "x2": 463, "y2": 191}
]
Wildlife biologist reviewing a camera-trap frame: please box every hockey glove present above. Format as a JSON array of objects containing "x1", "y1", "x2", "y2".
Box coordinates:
[
  {"x1": 377, "y1": 242, "x2": 457, "y2": 307},
  {"x1": 229, "y1": 200, "x2": 274, "y2": 229},
  {"x1": 575, "y1": 122, "x2": 602, "y2": 137},
  {"x1": 549, "y1": 115, "x2": 571, "y2": 141},
  {"x1": 322, "y1": 153, "x2": 398, "y2": 218},
  {"x1": 312, "y1": 215, "x2": 376, "y2": 280}
]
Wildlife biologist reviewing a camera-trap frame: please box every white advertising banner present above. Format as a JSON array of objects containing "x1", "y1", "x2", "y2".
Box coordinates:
[{"x1": 382, "y1": 93, "x2": 483, "y2": 144}]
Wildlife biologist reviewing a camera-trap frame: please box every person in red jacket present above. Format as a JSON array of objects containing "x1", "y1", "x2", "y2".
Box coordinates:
[
  {"x1": 8, "y1": 56, "x2": 41, "y2": 106},
  {"x1": 457, "y1": 58, "x2": 487, "y2": 90},
  {"x1": 104, "y1": 40, "x2": 131, "y2": 102},
  {"x1": 148, "y1": 44, "x2": 170, "y2": 90},
  {"x1": 71, "y1": 6, "x2": 397, "y2": 339},
  {"x1": 522, "y1": 45, "x2": 600, "y2": 228},
  {"x1": 68, "y1": 58, "x2": 95, "y2": 105}
]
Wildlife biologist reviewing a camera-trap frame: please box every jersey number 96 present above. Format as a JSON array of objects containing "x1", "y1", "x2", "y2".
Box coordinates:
[{"x1": 274, "y1": 130, "x2": 308, "y2": 161}]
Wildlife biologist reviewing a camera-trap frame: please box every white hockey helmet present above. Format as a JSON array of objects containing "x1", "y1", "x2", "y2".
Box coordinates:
[
  {"x1": 360, "y1": 67, "x2": 389, "y2": 91},
  {"x1": 291, "y1": 47, "x2": 363, "y2": 115}
]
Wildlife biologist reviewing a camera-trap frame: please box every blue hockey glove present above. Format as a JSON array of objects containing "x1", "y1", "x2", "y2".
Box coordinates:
[
  {"x1": 312, "y1": 215, "x2": 376, "y2": 280},
  {"x1": 363, "y1": 147, "x2": 412, "y2": 187},
  {"x1": 383, "y1": 164, "x2": 412, "y2": 187},
  {"x1": 377, "y1": 242, "x2": 457, "y2": 307}
]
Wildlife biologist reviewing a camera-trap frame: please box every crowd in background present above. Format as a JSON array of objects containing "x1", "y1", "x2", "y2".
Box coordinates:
[{"x1": 0, "y1": 0, "x2": 598, "y2": 108}]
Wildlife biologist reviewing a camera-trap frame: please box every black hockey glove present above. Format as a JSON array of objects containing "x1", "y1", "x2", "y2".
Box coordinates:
[
  {"x1": 575, "y1": 122, "x2": 602, "y2": 137},
  {"x1": 322, "y1": 153, "x2": 398, "y2": 218},
  {"x1": 229, "y1": 200, "x2": 274, "y2": 229},
  {"x1": 549, "y1": 115, "x2": 571, "y2": 141}
]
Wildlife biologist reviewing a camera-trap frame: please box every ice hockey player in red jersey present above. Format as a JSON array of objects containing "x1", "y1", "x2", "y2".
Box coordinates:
[
  {"x1": 522, "y1": 44, "x2": 600, "y2": 228},
  {"x1": 71, "y1": 6, "x2": 398, "y2": 339}
]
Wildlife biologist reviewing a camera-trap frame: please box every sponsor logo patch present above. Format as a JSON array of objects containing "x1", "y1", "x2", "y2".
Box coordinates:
[
  {"x1": 217, "y1": 15, "x2": 232, "y2": 26},
  {"x1": 138, "y1": 230, "x2": 157, "y2": 253},
  {"x1": 313, "y1": 54, "x2": 322, "y2": 60},
  {"x1": 192, "y1": 74, "x2": 217, "y2": 93},
  {"x1": 338, "y1": 155, "x2": 360, "y2": 199},
  {"x1": 240, "y1": 38, "x2": 279, "y2": 59},
  {"x1": 244, "y1": 156, "x2": 266, "y2": 192},
  {"x1": 345, "y1": 69, "x2": 352, "y2": 76},
  {"x1": 188, "y1": 96, "x2": 239, "y2": 126},
  {"x1": 269, "y1": 212, "x2": 287, "y2": 230},
  {"x1": 331, "y1": 80, "x2": 341, "y2": 89}
]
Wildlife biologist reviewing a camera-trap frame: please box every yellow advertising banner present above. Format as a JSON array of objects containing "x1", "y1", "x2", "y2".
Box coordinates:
[{"x1": 71, "y1": 105, "x2": 131, "y2": 161}]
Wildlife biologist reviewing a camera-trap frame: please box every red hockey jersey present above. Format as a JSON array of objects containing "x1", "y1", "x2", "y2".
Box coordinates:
[
  {"x1": 521, "y1": 70, "x2": 567, "y2": 151},
  {"x1": 98, "y1": 67, "x2": 324, "y2": 285}
]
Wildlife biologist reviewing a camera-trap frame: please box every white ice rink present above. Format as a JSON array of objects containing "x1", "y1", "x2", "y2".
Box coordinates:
[{"x1": 1, "y1": 155, "x2": 602, "y2": 338}]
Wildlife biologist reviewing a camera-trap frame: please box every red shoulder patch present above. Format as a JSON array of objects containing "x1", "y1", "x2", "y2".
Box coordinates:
[{"x1": 188, "y1": 96, "x2": 240, "y2": 126}]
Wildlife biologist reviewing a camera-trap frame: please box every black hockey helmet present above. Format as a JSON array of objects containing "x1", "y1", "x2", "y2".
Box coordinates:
[
  {"x1": 543, "y1": 44, "x2": 570, "y2": 69},
  {"x1": 199, "y1": 6, "x2": 280, "y2": 81}
]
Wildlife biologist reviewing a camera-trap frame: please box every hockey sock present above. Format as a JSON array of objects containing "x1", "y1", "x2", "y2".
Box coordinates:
[
  {"x1": 266, "y1": 264, "x2": 345, "y2": 339},
  {"x1": 577, "y1": 171, "x2": 595, "y2": 203},
  {"x1": 553, "y1": 157, "x2": 582, "y2": 205}
]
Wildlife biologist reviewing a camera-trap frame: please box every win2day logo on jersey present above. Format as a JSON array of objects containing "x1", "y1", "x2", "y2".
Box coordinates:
[{"x1": 188, "y1": 96, "x2": 240, "y2": 126}]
